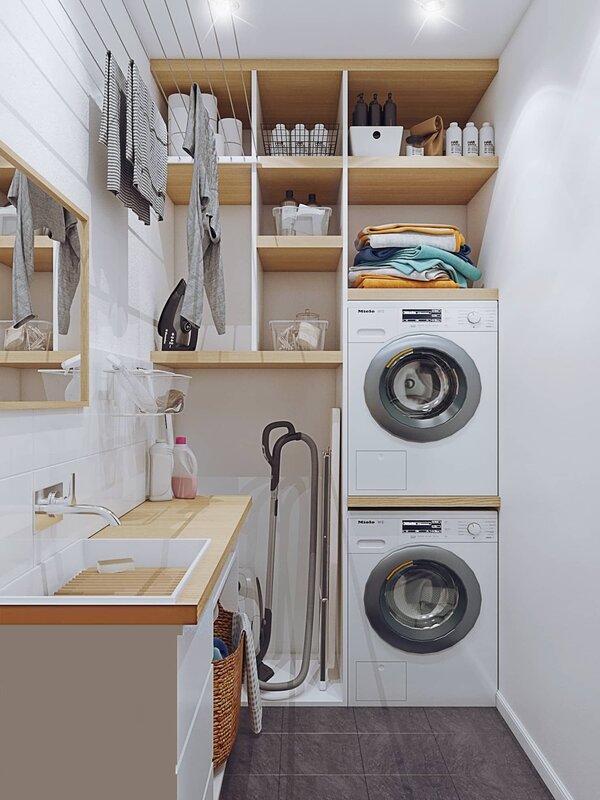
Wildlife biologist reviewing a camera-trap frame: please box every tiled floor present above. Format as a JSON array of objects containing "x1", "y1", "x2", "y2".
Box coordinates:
[{"x1": 222, "y1": 707, "x2": 554, "y2": 800}]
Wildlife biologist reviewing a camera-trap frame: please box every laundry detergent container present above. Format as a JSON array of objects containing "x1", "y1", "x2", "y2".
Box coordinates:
[{"x1": 349, "y1": 126, "x2": 404, "y2": 156}]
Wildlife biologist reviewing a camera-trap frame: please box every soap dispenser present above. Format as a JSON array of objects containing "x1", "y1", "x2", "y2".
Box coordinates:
[
  {"x1": 352, "y1": 93, "x2": 368, "y2": 126},
  {"x1": 368, "y1": 94, "x2": 382, "y2": 126},
  {"x1": 383, "y1": 93, "x2": 397, "y2": 126}
]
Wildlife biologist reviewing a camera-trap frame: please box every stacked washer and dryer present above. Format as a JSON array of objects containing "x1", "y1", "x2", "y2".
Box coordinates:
[{"x1": 347, "y1": 300, "x2": 498, "y2": 706}]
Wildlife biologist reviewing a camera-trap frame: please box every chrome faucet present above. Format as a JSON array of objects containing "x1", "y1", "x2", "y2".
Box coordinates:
[{"x1": 34, "y1": 475, "x2": 121, "y2": 530}]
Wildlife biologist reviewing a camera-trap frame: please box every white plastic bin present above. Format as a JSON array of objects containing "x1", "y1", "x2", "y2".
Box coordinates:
[
  {"x1": 0, "y1": 320, "x2": 52, "y2": 351},
  {"x1": 349, "y1": 126, "x2": 404, "y2": 156},
  {"x1": 273, "y1": 205, "x2": 332, "y2": 236}
]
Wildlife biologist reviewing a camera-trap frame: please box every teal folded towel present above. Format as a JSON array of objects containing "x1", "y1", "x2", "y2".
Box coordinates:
[
  {"x1": 213, "y1": 646, "x2": 223, "y2": 661},
  {"x1": 353, "y1": 244, "x2": 481, "y2": 287}
]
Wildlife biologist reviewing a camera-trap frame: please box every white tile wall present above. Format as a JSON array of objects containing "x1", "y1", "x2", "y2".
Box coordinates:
[{"x1": 0, "y1": 2, "x2": 174, "y2": 587}]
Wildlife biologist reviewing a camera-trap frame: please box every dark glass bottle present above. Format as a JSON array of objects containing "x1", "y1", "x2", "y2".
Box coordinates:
[
  {"x1": 352, "y1": 93, "x2": 368, "y2": 126},
  {"x1": 383, "y1": 93, "x2": 397, "y2": 126},
  {"x1": 368, "y1": 94, "x2": 382, "y2": 126}
]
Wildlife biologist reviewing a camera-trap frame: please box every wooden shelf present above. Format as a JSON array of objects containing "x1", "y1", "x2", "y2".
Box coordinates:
[
  {"x1": 0, "y1": 156, "x2": 14, "y2": 196},
  {"x1": 258, "y1": 69, "x2": 343, "y2": 126},
  {"x1": 348, "y1": 288, "x2": 498, "y2": 300},
  {"x1": 258, "y1": 157, "x2": 343, "y2": 205},
  {"x1": 347, "y1": 60, "x2": 498, "y2": 128},
  {"x1": 167, "y1": 157, "x2": 253, "y2": 205},
  {"x1": 348, "y1": 156, "x2": 498, "y2": 205},
  {"x1": 151, "y1": 350, "x2": 343, "y2": 369},
  {"x1": 0, "y1": 351, "x2": 78, "y2": 369},
  {"x1": 348, "y1": 496, "x2": 501, "y2": 510},
  {"x1": 0, "y1": 235, "x2": 54, "y2": 272},
  {"x1": 257, "y1": 236, "x2": 343, "y2": 272}
]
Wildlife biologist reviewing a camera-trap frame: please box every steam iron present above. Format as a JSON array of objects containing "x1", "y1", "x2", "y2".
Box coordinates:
[{"x1": 157, "y1": 279, "x2": 198, "y2": 351}]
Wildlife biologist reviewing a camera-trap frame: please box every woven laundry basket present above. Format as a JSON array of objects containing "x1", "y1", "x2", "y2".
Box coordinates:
[{"x1": 213, "y1": 606, "x2": 245, "y2": 768}]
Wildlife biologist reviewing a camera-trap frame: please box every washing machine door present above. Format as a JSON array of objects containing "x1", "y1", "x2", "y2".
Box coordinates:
[
  {"x1": 364, "y1": 334, "x2": 481, "y2": 442},
  {"x1": 364, "y1": 545, "x2": 482, "y2": 653}
]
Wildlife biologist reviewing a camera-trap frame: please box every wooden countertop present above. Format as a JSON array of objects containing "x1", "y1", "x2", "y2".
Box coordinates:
[{"x1": 0, "y1": 496, "x2": 252, "y2": 626}]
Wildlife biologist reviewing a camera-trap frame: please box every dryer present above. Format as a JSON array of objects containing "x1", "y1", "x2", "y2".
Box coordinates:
[
  {"x1": 348, "y1": 511, "x2": 498, "y2": 706},
  {"x1": 348, "y1": 301, "x2": 498, "y2": 496}
]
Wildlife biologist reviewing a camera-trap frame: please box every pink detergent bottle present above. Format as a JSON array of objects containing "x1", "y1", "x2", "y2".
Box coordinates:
[{"x1": 171, "y1": 437, "x2": 198, "y2": 499}]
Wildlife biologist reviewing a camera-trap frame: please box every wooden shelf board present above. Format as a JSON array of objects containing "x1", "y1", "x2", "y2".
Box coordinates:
[
  {"x1": 0, "y1": 350, "x2": 78, "y2": 369},
  {"x1": 258, "y1": 157, "x2": 343, "y2": 205},
  {"x1": 348, "y1": 288, "x2": 498, "y2": 300},
  {"x1": 348, "y1": 496, "x2": 501, "y2": 510},
  {"x1": 151, "y1": 350, "x2": 343, "y2": 369},
  {"x1": 258, "y1": 69, "x2": 343, "y2": 127},
  {"x1": 257, "y1": 236, "x2": 342, "y2": 271},
  {"x1": 167, "y1": 158, "x2": 253, "y2": 205},
  {"x1": 0, "y1": 157, "x2": 14, "y2": 195},
  {"x1": 348, "y1": 156, "x2": 498, "y2": 205},
  {"x1": 347, "y1": 60, "x2": 498, "y2": 128},
  {"x1": 0, "y1": 235, "x2": 54, "y2": 272}
]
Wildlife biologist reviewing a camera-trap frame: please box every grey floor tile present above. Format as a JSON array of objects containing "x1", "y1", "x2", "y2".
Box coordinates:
[
  {"x1": 354, "y1": 707, "x2": 431, "y2": 733},
  {"x1": 225, "y1": 733, "x2": 282, "y2": 775},
  {"x1": 220, "y1": 773, "x2": 280, "y2": 799},
  {"x1": 452, "y1": 763, "x2": 554, "y2": 800},
  {"x1": 279, "y1": 774, "x2": 369, "y2": 800},
  {"x1": 426, "y1": 708, "x2": 509, "y2": 736},
  {"x1": 435, "y1": 732, "x2": 532, "y2": 775},
  {"x1": 280, "y1": 733, "x2": 363, "y2": 775},
  {"x1": 282, "y1": 707, "x2": 357, "y2": 733},
  {"x1": 359, "y1": 733, "x2": 448, "y2": 775},
  {"x1": 238, "y1": 707, "x2": 283, "y2": 734},
  {"x1": 366, "y1": 775, "x2": 460, "y2": 799}
]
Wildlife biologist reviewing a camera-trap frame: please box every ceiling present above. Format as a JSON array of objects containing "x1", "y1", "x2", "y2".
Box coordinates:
[{"x1": 121, "y1": 0, "x2": 533, "y2": 61}]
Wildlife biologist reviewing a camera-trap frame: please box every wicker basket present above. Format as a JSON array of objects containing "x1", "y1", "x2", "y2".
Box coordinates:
[{"x1": 213, "y1": 607, "x2": 245, "y2": 769}]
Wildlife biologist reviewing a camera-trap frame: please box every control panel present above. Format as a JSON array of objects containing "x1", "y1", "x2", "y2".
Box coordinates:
[{"x1": 348, "y1": 302, "x2": 497, "y2": 341}]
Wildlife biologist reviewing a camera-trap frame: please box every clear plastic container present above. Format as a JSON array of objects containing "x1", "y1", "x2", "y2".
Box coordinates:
[
  {"x1": 273, "y1": 205, "x2": 332, "y2": 236},
  {"x1": 111, "y1": 367, "x2": 192, "y2": 414},
  {"x1": 0, "y1": 319, "x2": 53, "y2": 351},
  {"x1": 270, "y1": 310, "x2": 329, "y2": 351},
  {"x1": 39, "y1": 369, "x2": 81, "y2": 402}
]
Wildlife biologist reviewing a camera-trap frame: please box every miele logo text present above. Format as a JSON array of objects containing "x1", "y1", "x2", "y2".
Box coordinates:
[
  {"x1": 358, "y1": 309, "x2": 375, "y2": 313},
  {"x1": 358, "y1": 520, "x2": 375, "y2": 524}
]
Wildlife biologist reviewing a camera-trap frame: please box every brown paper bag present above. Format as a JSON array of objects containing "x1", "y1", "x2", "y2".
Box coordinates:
[{"x1": 410, "y1": 116, "x2": 444, "y2": 156}]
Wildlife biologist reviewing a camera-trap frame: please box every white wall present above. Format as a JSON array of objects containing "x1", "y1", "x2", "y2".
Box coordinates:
[
  {"x1": 468, "y1": 1, "x2": 600, "y2": 797},
  {"x1": 0, "y1": 0, "x2": 174, "y2": 587}
]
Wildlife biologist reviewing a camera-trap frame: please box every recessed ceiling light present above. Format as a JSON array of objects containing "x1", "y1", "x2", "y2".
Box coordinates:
[
  {"x1": 210, "y1": 0, "x2": 240, "y2": 14},
  {"x1": 420, "y1": 0, "x2": 445, "y2": 13}
]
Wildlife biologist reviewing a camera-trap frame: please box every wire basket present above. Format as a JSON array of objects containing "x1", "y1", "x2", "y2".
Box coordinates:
[{"x1": 262, "y1": 123, "x2": 339, "y2": 156}]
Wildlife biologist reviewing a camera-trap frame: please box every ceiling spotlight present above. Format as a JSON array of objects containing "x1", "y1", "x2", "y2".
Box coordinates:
[
  {"x1": 210, "y1": 0, "x2": 240, "y2": 14},
  {"x1": 420, "y1": 0, "x2": 445, "y2": 13}
]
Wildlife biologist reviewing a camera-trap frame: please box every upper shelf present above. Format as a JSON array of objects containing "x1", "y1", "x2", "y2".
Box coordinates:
[
  {"x1": 257, "y1": 157, "x2": 343, "y2": 205},
  {"x1": 0, "y1": 235, "x2": 54, "y2": 272},
  {"x1": 348, "y1": 156, "x2": 498, "y2": 205},
  {"x1": 0, "y1": 351, "x2": 78, "y2": 369},
  {"x1": 348, "y1": 288, "x2": 498, "y2": 300},
  {"x1": 257, "y1": 236, "x2": 343, "y2": 272},
  {"x1": 167, "y1": 157, "x2": 253, "y2": 205},
  {"x1": 151, "y1": 350, "x2": 343, "y2": 369}
]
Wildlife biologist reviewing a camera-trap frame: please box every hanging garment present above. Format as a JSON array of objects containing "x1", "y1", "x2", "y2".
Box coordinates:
[
  {"x1": 99, "y1": 51, "x2": 151, "y2": 225},
  {"x1": 8, "y1": 172, "x2": 80, "y2": 333},
  {"x1": 181, "y1": 83, "x2": 225, "y2": 333},
  {"x1": 233, "y1": 611, "x2": 262, "y2": 734},
  {"x1": 410, "y1": 116, "x2": 444, "y2": 156},
  {"x1": 355, "y1": 223, "x2": 465, "y2": 252},
  {"x1": 125, "y1": 60, "x2": 168, "y2": 221}
]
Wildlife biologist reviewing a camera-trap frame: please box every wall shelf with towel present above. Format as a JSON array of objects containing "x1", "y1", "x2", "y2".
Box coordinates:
[{"x1": 167, "y1": 156, "x2": 254, "y2": 205}]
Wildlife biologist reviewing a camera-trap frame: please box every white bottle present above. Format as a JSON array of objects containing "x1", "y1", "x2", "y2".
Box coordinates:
[
  {"x1": 446, "y1": 122, "x2": 462, "y2": 156},
  {"x1": 291, "y1": 124, "x2": 308, "y2": 156},
  {"x1": 479, "y1": 122, "x2": 495, "y2": 156},
  {"x1": 149, "y1": 442, "x2": 174, "y2": 502},
  {"x1": 462, "y1": 122, "x2": 479, "y2": 156},
  {"x1": 172, "y1": 437, "x2": 198, "y2": 499}
]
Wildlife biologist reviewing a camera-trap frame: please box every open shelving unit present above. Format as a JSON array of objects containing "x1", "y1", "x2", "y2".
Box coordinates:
[
  {"x1": 167, "y1": 156, "x2": 253, "y2": 205},
  {"x1": 0, "y1": 235, "x2": 54, "y2": 272},
  {"x1": 151, "y1": 350, "x2": 342, "y2": 369},
  {"x1": 257, "y1": 236, "x2": 343, "y2": 272}
]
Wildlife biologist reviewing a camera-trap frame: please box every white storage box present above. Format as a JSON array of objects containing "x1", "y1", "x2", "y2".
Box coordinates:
[
  {"x1": 273, "y1": 205, "x2": 332, "y2": 236},
  {"x1": 349, "y1": 126, "x2": 404, "y2": 156},
  {"x1": 0, "y1": 319, "x2": 53, "y2": 351},
  {"x1": 270, "y1": 318, "x2": 329, "y2": 351}
]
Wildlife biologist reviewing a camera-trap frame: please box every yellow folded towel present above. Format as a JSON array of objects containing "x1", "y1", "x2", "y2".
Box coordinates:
[
  {"x1": 356, "y1": 223, "x2": 465, "y2": 250},
  {"x1": 353, "y1": 275, "x2": 460, "y2": 290},
  {"x1": 410, "y1": 116, "x2": 444, "y2": 156}
]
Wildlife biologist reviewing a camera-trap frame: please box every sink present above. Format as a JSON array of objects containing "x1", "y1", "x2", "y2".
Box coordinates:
[{"x1": 0, "y1": 538, "x2": 210, "y2": 605}]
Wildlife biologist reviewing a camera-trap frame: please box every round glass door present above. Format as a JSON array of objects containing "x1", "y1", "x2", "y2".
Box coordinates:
[
  {"x1": 364, "y1": 546, "x2": 482, "y2": 653},
  {"x1": 364, "y1": 334, "x2": 481, "y2": 442}
]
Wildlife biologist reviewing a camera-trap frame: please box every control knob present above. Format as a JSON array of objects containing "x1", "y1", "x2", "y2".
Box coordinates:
[
  {"x1": 467, "y1": 522, "x2": 482, "y2": 536},
  {"x1": 467, "y1": 311, "x2": 482, "y2": 325}
]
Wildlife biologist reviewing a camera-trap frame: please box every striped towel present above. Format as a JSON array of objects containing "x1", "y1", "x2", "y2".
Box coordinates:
[
  {"x1": 125, "y1": 60, "x2": 168, "y2": 221},
  {"x1": 98, "y1": 51, "x2": 151, "y2": 225},
  {"x1": 233, "y1": 611, "x2": 262, "y2": 734}
]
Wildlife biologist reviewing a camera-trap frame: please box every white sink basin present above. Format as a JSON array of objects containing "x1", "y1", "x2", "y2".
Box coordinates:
[{"x1": 0, "y1": 538, "x2": 210, "y2": 605}]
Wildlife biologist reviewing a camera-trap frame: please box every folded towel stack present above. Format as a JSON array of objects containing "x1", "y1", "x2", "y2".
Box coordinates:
[{"x1": 350, "y1": 223, "x2": 481, "y2": 290}]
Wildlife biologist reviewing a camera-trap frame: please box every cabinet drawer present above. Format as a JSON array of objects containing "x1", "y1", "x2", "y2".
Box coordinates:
[
  {"x1": 177, "y1": 669, "x2": 213, "y2": 800},
  {"x1": 178, "y1": 608, "x2": 212, "y2": 757}
]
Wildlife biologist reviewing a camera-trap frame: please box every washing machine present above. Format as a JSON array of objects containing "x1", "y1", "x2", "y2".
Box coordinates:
[
  {"x1": 348, "y1": 301, "x2": 497, "y2": 496},
  {"x1": 348, "y1": 511, "x2": 497, "y2": 706}
]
